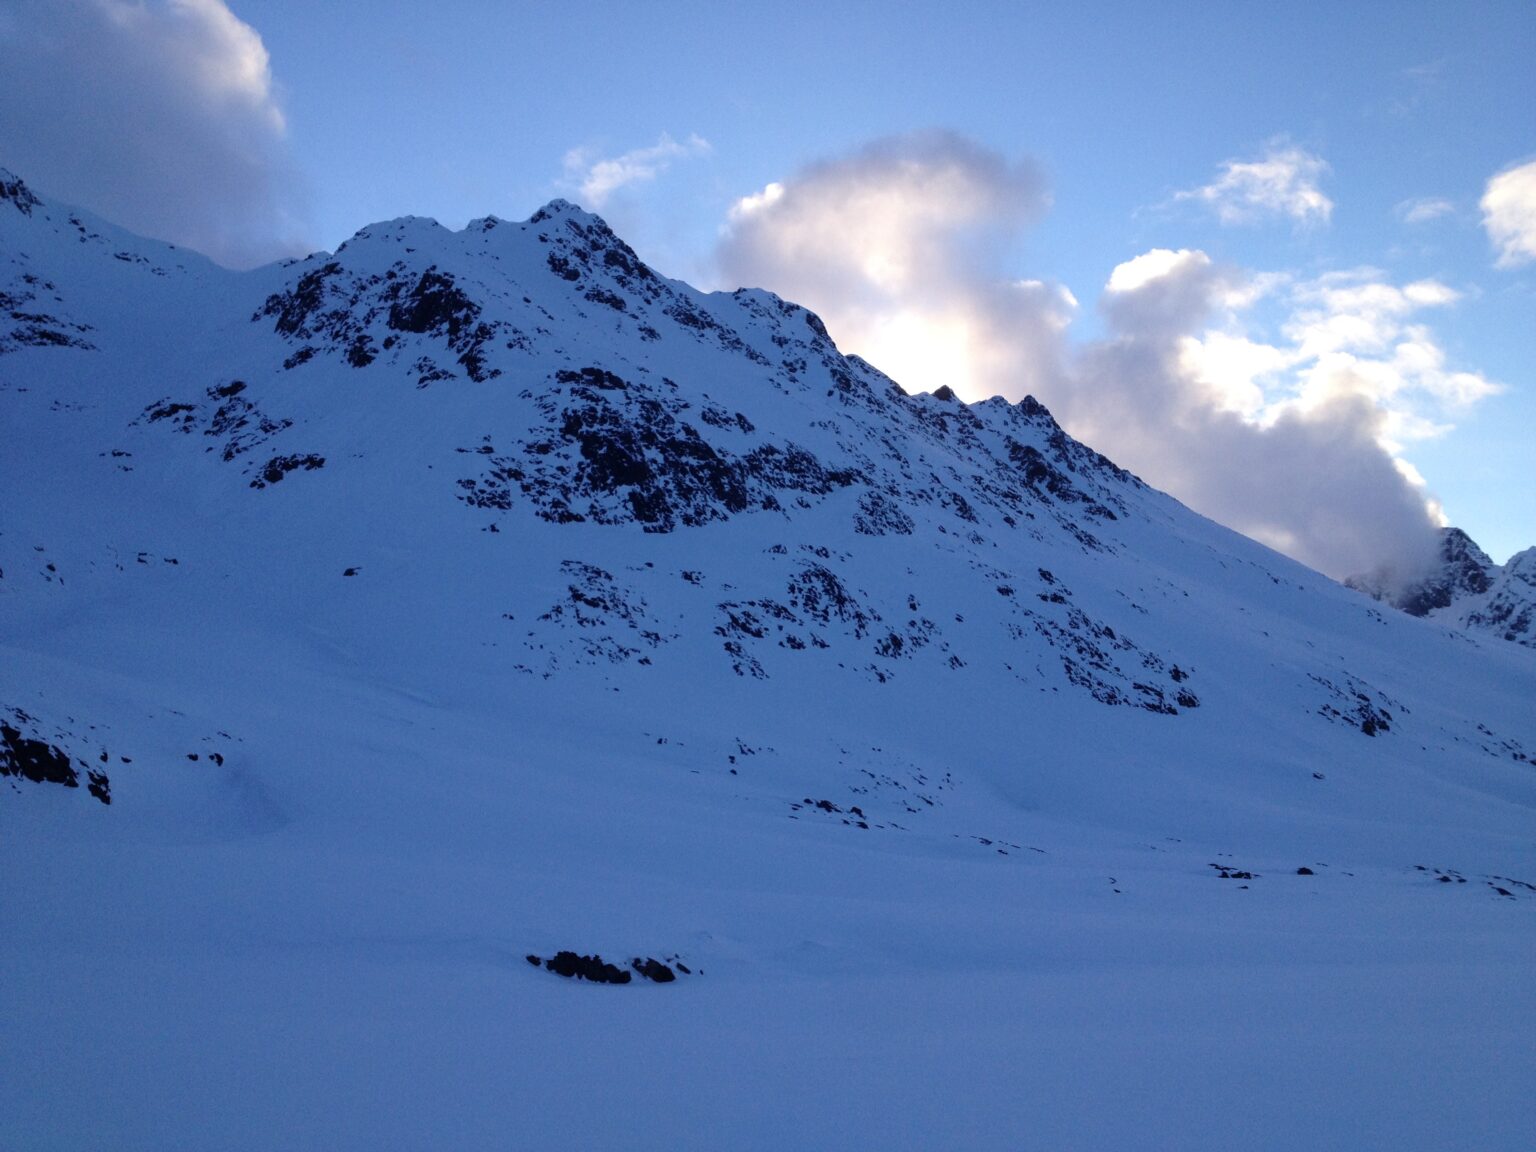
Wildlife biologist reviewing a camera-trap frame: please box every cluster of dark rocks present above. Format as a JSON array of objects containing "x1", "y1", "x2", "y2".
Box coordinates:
[
  {"x1": 526, "y1": 950, "x2": 694, "y2": 985},
  {"x1": 1, "y1": 711, "x2": 110, "y2": 804}
]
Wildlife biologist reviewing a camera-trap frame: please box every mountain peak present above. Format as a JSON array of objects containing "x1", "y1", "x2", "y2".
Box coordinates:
[
  {"x1": 1350, "y1": 525, "x2": 1496, "y2": 618},
  {"x1": 1, "y1": 168, "x2": 42, "y2": 216},
  {"x1": 4, "y1": 168, "x2": 1535, "y2": 1148},
  {"x1": 1016, "y1": 394, "x2": 1054, "y2": 420},
  {"x1": 1348, "y1": 525, "x2": 1535, "y2": 647},
  {"x1": 529, "y1": 198, "x2": 610, "y2": 230}
]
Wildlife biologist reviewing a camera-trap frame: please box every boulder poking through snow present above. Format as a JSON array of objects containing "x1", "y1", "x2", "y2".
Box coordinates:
[{"x1": 529, "y1": 950, "x2": 691, "y2": 985}]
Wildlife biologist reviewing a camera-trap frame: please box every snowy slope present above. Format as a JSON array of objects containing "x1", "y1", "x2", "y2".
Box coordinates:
[{"x1": 3, "y1": 169, "x2": 1534, "y2": 1152}]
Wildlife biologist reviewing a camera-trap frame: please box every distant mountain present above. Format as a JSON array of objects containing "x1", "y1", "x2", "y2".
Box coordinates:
[
  {"x1": 1349, "y1": 527, "x2": 1536, "y2": 648},
  {"x1": 3, "y1": 168, "x2": 1533, "y2": 1151}
]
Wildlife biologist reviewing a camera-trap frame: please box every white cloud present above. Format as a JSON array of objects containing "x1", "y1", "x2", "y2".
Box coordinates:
[
  {"x1": 1170, "y1": 267, "x2": 1498, "y2": 441},
  {"x1": 1396, "y1": 197, "x2": 1455, "y2": 224},
  {"x1": 1106, "y1": 249, "x2": 1210, "y2": 295},
  {"x1": 563, "y1": 132, "x2": 710, "y2": 209},
  {"x1": 1285, "y1": 272, "x2": 1460, "y2": 358},
  {"x1": 717, "y1": 134, "x2": 1501, "y2": 580},
  {"x1": 0, "y1": 0, "x2": 307, "y2": 267},
  {"x1": 1101, "y1": 248, "x2": 1239, "y2": 336},
  {"x1": 1082, "y1": 259, "x2": 1499, "y2": 576},
  {"x1": 1177, "y1": 331, "x2": 1289, "y2": 418},
  {"x1": 718, "y1": 131, "x2": 1065, "y2": 401},
  {"x1": 729, "y1": 181, "x2": 785, "y2": 221},
  {"x1": 1176, "y1": 142, "x2": 1333, "y2": 226},
  {"x1": 1072, "y1": 260, "x2": 1445, "y2": 579},
  {"x1": 1481, "y1": 159, "x2": 1536, "y2": 267}
]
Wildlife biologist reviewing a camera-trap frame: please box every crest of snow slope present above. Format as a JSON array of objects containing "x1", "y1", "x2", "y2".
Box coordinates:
[{"x1": 2, "y1": 169, "x2": 1534, "y2": 1151}]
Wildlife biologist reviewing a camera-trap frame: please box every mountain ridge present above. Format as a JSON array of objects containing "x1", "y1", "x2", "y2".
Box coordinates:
[{"x1": 3, "y1": 166, "x2": 1534, "y2": 1151}]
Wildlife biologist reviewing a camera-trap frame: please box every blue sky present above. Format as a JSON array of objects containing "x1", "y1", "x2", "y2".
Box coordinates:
[{"x1": 2, "y1": 0, "x2": 1532, "y2": 569}]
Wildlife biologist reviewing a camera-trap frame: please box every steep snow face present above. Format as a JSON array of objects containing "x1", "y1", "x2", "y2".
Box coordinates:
[
  {"x1": 1464, "y1": 546, "x2": 1536, "y2": 647},
  {"x1": 0, "y1": 167, "x2": 235, "y2": 345},
  {"x1": 3, "y1": 172, "x2": 1535, "y2": 1151},
  {"x1": 1350, "y1": 527, "x2": 1536, "y2": 648}
]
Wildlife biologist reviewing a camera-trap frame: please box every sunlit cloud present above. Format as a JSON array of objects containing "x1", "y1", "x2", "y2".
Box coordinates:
[
  {"x1": 1176, "y1": 331, "x2": 1291, "y2": 418},
  {"x1": 719, "y1": 130, "x2": 1065, "y2": 401},
  {"x1": 1080, "y1": 257, "x2": 1496, "y2": 576},
  {"x1": 1481, "y1": 159, "x2": 1536, "y2": 267},
  {"x1": 718, "y1": 133, "x2": 1501, "y2": 581},
  {"x1": 1175, "y1": 141, "x2": 1333, "y2": 226},
  {"x1": 563, "y1": 132, "x2": 710, "y2": 209},
  {"x1": 1172, "y1": 267, "x2": 1499, "y2": 441},
  {"x1": 1106, "y1": 248, "x2": 1208, "y2": 294}
]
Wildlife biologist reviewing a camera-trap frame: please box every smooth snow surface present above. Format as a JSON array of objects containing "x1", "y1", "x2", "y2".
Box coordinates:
[{"x1": 3, "y1": 172, "x2": 1533, "y2": 1150}]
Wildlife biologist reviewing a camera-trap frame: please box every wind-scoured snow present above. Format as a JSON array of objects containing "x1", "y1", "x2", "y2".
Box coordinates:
[{"x1": 3, "y1": 170, "x2": 1533, "y2": 1151}]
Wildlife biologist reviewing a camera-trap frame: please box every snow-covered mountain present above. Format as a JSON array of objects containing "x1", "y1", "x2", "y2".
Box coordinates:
[
  {"x1": 1349, "y1": 526, "x2": 1536, "y2": 649},
  {"x1": 4, "y1": 169, "x2": 1533, "y2": 1151}
]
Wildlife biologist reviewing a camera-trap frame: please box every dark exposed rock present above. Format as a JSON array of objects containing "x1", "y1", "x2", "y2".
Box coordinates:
[
  {"x1": 786, "y1": 563, "x2": 876, "y2": 637},
  {"x1": 543, "y1": 951, "x2": 633, "y2": 984},
  {"x1": 0, "y1": 311, "x2": 97, "y2": 352},
  {"x1": 458, "y1": 366, "x2": 860, "y2": 532},
  {"x1": 261, "y1": 261, "x2": 345, "y2": 337},
  {"x1": 1007, "y1": 441, "x2": 1115, "y2": 519},
  {"x1": 854, "y1": 490, "x2": 916, "y2": 536},
  {"x1": 517, "y1": 560, "x2": 671, "y2": 673},
  {"x1": 387, "y1": 269, "x2": 479, "y2": 341},
  {"x1": 1464, "y1": 548, "x2": 1536, "y2": 647},
  {"x1": 260, "y1": 258, "x2": 502, "y2": 381},
  {"x1": 138, "y1": 387, "x2": 294, "y2": 464},
  {"x1": 1, "y1": 171, "x2": 42, "y2": 216},
  {"x1": 1349, "y1": 527, "x2": 1495, "y2": 617},
  {"x1": 1311, "y1": 673, "x2": 1398, "y2": 736},
  {"x1": 1211, "y1": 864, "x2": 1258, "y2": 880},
  {"x1": 1, "y1": 720, "x2": 79, "y2": 789},
  {"x1": 1346, "y1": 528, "x2": 1536, "y2": 650},
  {"x1": 631, "y1": 957, "x2": 676, "y2": 983},
  {"x1": 345, "y1": 336, "x2": 376, "y2": 367},
  {"x1": 584, "y1": 287, "x2": 628, "y2": 311},
  {"x1": 250, "y1": 453, "x2": 325, "y2": 490},
  {"x1": 531, "y1": 948, "x2": 691, "y2": 985},
  {"x1": 144, "y1": 400, "x2": 198, "y2": 426}
]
